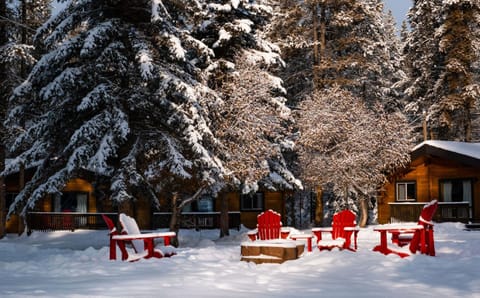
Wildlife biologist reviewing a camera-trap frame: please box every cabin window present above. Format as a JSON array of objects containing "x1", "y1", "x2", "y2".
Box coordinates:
[
  {"x1": 440, "y1": 179, "x2": 473, "y2": 203},
  {"x1": 6, "y1": 193, "x2": 18, "y2": 209},
  {"x1": 182, "y1": 195, "x2": 215, "y2": 213},
  {"x1": 240, "y1": 192, "x2": 264, "y2": 211},
  {"x1": 396, "y1": 181, "x2": 416, "y2": 201},
  {"x1": 440, "y1": 179, "x2": 473, "y2": 218},
  {"x1": 53, "y1": 192, "x2": 88, "y2": 213}
]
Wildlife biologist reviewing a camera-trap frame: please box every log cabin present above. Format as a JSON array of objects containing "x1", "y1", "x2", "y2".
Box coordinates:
[
  {"x1": 2, "y1": 165, "x2": 294, "y2": 234},
  {"x1": 378, "y1": 141, "x2": 480, "y2": 224}
]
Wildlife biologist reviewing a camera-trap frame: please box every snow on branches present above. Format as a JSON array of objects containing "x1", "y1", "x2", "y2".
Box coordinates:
[{"x1": 297, "y1": 86, "x2": 412, "y2": 208}]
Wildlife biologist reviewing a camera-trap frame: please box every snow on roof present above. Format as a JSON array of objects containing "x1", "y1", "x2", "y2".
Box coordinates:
[{"x1": 413, "y1": 140, "x2": 480, "y2": 160}]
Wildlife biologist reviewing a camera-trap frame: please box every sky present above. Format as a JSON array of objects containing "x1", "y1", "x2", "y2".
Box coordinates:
[
  {"x1": 384, "y1": 0, "x2": 412, "y2": 27},
  {"x1": 1, "y1": 222, "x2": 479, "y2": 297}
]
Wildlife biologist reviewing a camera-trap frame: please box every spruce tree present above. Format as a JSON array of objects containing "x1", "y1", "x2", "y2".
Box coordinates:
[
  {"x1": 429, "y1": 1, "x2": 480, "y2": 141},
  {"x1": 403, "y1": 0, "x2": 443, "y2": 141},
  {"x1": 5, "y1": 0, "x2": 223, "y2": 219}
]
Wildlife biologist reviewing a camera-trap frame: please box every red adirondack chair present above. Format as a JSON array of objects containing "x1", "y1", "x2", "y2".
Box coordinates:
[
  {"x1": 248, "y1": 209, "x2": 283, "y2": 241},
  {"x1": 102, "y1": 214, "x2": 176, "y2": 261},
  {"x1": 102, "y1": 214, "x2": 130, "y2": 261},
  {"x1": 312, "y1": 210, "x2": 359, "y2": 251},
  {"x1": 391, "y1": 200, "x2": 438, "y2": 256}
]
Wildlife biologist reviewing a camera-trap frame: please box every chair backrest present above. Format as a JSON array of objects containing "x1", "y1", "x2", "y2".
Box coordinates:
[
  {"x1": 119, "y1": 213, "x2": 144, "y2": 253},
  {"x1": 257, "y1": 209, "x2": 282, "y2": 240},
  {"x1": 101, "y1": 214, "x2": 117, "y2": 235},
  {"x1": 418, "y1": 200, "x2": 438, "y2": 226},
  {"x1": 409, "y1": 200, "x2": 438, "y2": 255},
  {"x1": 331, "y1": 210, "x2": 357, "y2": 239}
]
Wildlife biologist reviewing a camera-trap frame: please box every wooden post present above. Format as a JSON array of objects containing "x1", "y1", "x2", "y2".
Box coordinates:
[
  {"x1": 17, "y1": 163, "x2": 25, "y2": 235},
  {"x1": 219, "y1": 192, "x2": 229, "y2": 237}
]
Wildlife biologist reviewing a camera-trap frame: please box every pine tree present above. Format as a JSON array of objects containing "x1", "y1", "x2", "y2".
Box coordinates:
[
  {"x1": 193, "y1": 0, "x2": 300, "y2": 235},
  {"x1": 403, "y1": 0, "x2": 443, "y2": 141},
  {"x1": 4, "y1": 0, "x2": 296, "y2": 238},
  {"x1": 429, "y1": 0, "x2": 480, "y2": 141},
  {"x1": 268, "y1": 0, "x2": 315, "y2": 103},
  {"x1": 311, "y1": 0, "x2": 394, "y2": 105},
  {"x1": 5, "y1": 0, "x2": 223, "y2": 220},
  {"x1": 0, "y1": 0, "x2": 51, "y2": 236}
]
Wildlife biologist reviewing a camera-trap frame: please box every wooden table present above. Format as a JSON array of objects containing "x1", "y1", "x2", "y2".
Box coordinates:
[
  {"x1": 289, "y1": 234, "x2": 314, "y2": 252},
  {"x1": 372, "y1": 225, "x2": 425, "y2": 258}
]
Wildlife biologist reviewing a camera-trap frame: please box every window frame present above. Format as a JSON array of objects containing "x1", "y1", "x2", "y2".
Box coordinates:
[
  {"x1": 240, "y1": 192, "x2": 265, "y2": 212},
  {"x1": 439, "y1": 178, "x2": 474, "y2": 203},
  {"x1": 395, "y1": 181, "x2": 417, "y2": 202},
  {"x1": 52, "y1": 191, "x2": 89, "y2": 213}
]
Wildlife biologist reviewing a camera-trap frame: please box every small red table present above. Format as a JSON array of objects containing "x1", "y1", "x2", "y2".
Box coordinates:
[
  {"x1": 289, "y1": 234, "x2": 314, "y2": 252},
  {"x1": 372, "y1": 225, "x2": 425, "y2": 258}
]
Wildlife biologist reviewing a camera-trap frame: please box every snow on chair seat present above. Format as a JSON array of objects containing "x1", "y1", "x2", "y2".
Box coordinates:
[{"x1": 316, "y1": 238, "x2": 346, "y2": 250}]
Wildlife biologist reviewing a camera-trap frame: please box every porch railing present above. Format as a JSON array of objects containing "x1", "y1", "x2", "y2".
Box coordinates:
[
  {"x1": 153, "y1": 211, "x2": 241, "y2": 231},
  {"x1": 389, "y1": 202, "x2": 470, "y2": 223},
  {"x1": 26, "y1": 211, "x2": 242, "y2": 233},
  {"x1": 27, "y1": 212, "x2": 118, "y2": 234}
]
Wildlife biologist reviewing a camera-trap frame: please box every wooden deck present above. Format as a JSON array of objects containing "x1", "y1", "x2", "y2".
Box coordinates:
[{"x1": 389, "y1": 202, "x2": 470, "y2": 223}]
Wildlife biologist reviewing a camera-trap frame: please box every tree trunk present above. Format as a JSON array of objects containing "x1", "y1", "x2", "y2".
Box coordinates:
[
  {"x1": 17, "y1": 163, "x2": 26, "y2": 235},
  {"x1": 465, "y1": 103, "x2": 472, "y2": 142},
  {"x1": 219, "y1": 192, "x2": 229, "y2": 238},
  {"x1": 168, "y1": 192, "x2": 180, "y2": 247},
  {"x1": 358, "y1": 198, "x2": 368, "y2": 228},
  {"x1": 312, "y1": 2, "x2": 319, "y2": 87},
  {"x1": 314, "y1": 187, "x2": 323, "y2": 226}
]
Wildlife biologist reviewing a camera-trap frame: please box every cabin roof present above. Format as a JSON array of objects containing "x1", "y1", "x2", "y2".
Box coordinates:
[{"x1": 412, "y1": 141, "x2": 480, "y2": 167}]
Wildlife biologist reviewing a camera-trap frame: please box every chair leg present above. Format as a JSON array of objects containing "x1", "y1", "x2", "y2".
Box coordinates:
[
  {"x1": 109, "y1": 237, "x2": 116, "y2": 260},
  {"x1": 428, "y1": 229, "x2": 435, "y2": 256}
]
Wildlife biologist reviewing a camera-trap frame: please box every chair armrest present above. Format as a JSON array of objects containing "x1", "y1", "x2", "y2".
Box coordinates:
[
  {"x1": 312, "y1": 227, "x2": 333, "y2": 233},
  {"x1": 419, "y1": 216, "x2": 434, "y2": 226},
  {"x1": 344, "y1": 226, "x2": 360, "y2": 231}
]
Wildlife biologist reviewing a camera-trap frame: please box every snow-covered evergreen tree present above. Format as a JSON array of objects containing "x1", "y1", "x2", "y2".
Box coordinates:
[
  {"x1": 403, "y1": 0, "x2": 443, "y2": 141},
  {"x1": 4, "y1": 0, "x2": 297, "y2": 238},
  {"x1": 5, "y1": 0, "x2": 224, "y2": 218},
  {"x1": 310, "y1": 0, "x2": 396, "y2": 107},
  {"x1": 296, "y1": 87, "x2": 412, "y2": 225},
  {"x1": 0, "y1": 0, "x2": 51, "y2": 236},
  {"x1": 195, "y1": 0, "x2": 298, "y2": 189},
  {"x1": 429, "y1": 0, "x2": 480, "y2": 141},
  {"x1": 404, "y1": 0, "x2": 480, "y2": 142},
  {"x1": 268, "y1": 0, "x2": 315, "y2": 103}
]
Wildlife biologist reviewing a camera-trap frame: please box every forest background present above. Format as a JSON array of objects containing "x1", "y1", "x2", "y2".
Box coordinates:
[{"x1": 0, "y1": 0, "x2": 479, "y2": 239}]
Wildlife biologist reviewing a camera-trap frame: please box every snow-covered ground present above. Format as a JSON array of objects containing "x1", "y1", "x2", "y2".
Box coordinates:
[{"x1": 1, "y1": 222, "x2": 479, "y2": 297}]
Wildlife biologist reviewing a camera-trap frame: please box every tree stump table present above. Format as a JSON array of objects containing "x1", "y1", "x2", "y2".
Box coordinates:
[{"x1": 241, "y1": 240, "x2": 305, "y2": 264}]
